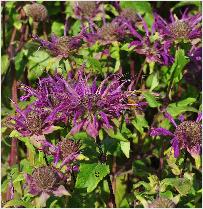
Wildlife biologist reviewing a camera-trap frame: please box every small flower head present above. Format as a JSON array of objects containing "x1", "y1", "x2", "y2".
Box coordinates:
[
  {"x1": 155, "y1": 11, "x2": 202, "y2": 43},
  {"x1": 33, "y1": 34, "x2": 82, "y2": 58},
  {"x1": 24, "y1": 3, "x2": 48, "y2": 22},
  {"x1": 26, "y1": 166, "x2": 65, "y2": 196},
  {"x1": 150, "y1": 112, "x2": 202, "y2": 157},
  {"x1": 129, "y1": 16, "x2": 173, "y2": 65},
  {"x1": 149, "y1": 197, "x2": 176, "y2": 208}
]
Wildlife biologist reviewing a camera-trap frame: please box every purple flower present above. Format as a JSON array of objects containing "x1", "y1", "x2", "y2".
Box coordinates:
[
  {"x1": 154, "y1": 10, "x2": 202, "y2": 43},
  {"x1": 129, "y1": 16, "x2": 173, "y2": 65},
  {"x1": 150, "y1": 112, "x2": 202, "y2": 158},
  {"x1": 11, "y1": 72, "x2": 138, "y2": 139},
  {"x1": 33, "y1": 33, "x2": 83, "y2": 58},
  {"x1": 25, "y1": 166, "x2": 69, "y2": 197}
]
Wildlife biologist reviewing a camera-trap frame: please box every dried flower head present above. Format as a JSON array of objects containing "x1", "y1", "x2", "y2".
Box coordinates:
[
  {"x1": 150, "y1": 112, "x2": 202, "y2": 157},
  {"x1": 149, "y1": 197, "x2": 176, "y2": 208},
  {"x1": 26, "y1": 166, "x2": 66, "y2": 196},
  {"x1": 120, "y1": 8, "x2": 139, "y2": 24},
  {"x1": 97, "y1": 22, "x2": 126, "y2": 45},
  {"x1": 24, "y1": 3, "x2": 48, "y2": 22},
  {"x1": 74, "y1": 1, "x2": 99, "y2": 20},
  {"x1": 33, "y1": 33, "x2": 82, "y2": 58}
]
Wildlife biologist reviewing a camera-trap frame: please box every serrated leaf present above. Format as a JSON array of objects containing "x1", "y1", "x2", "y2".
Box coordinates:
[
  {"x1": 143, "y1": 92, "x2": 161, "y2": 107},
  {"x1": 120, "y1": 141, "x2": 130, "y2": 158},
  {"x1": 76, "y1": 163, "x2": 110, "y2": 193}
]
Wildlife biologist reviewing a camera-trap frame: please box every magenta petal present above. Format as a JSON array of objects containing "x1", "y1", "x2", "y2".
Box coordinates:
[
  {"x1": 53, "y1": 185, "x2": 70, "y2": 197},
  {"x1": 70, "y1": 121, "x2": 84, "y2": 135},
  {"x1": 85, "y1": 118, "x2": 99, "y2": 139},
  {"x1": 171, "y1": 137, "x2": 180, "y2": 158},
  {"x1": 196, "y1": 112, "x2": 202, "y2": 123},
  {"x1": 150, "y1": 127, "x2": 174, "y2": 137},
  {"x1": 164, "y1": 112, "x2": 177, "y2": 128}
]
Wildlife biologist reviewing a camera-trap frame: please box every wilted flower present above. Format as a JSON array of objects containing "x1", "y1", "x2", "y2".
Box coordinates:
[
  {"x1": 24, "y1": 3, "x2": 48, "y2": 22},
  {"x1": 33, "y1": 33, "x2": 83, "y2": 58},
  {"x1": 150, "y1": 112, "x2": 202, "y2": 158},
  {"x1": 97, "y1": 22, "x2": 126, "y2": 45},
  {"x1": 154, "y1": 10, "x2": 202, "y2": 43},
  {"x1": 116, "y1": 8, "x2": 139, "y2": 26},
  {"x1": 25, "y1": 166, "x2": 69, "y2": 197},
  {"x1": 74, "y1": 1, "x2": 100, "y2": 21},
  {"x1": 129, "y1": 16, "x2": 173, "y2": 65},
  {"x1": 149, "y1": 197, "x2": 176, "y2": 208}
]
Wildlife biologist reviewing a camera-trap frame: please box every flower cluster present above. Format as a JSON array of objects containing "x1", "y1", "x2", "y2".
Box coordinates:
[
  {"x1": 12, "y1": 72, "x2": 133, "y2": 139},
  {"x1": 150, "y1": 112, "x2": 202, "y2": 158}
]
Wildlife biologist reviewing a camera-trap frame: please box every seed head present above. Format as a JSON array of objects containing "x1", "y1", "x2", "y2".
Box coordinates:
[
  {"x1": 168, "y1": 20, "x2": 191, "y2": 39},
  {"x1": 149, "y1": 197, "x2": 176, "y2": 208},
  {"x1": 32, "y1": 166, "x2": 62, "y2": 194},
  {"x1": 24, "y1": 3, "x2": 48, "y2": 22},
  {"x1": 175, "y1": 121, "x2": 202, "y2": 150},
  {"x1": 25, "y1": 111, "x2": 43, "y2": 134},
  {"x1": 76, "y1": 1, "x2": 97, "y2": 19},
  {"x1": 58, "y1": 139, "x2": 80, "y2": 160},
  {"x1": 120, "y1": 8, "x2": 139, "y2": 23}
]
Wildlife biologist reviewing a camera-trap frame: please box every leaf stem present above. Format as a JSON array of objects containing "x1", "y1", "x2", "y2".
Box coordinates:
[{"x1": 96, "y1": 136, "x2": 116, "y2": 208}]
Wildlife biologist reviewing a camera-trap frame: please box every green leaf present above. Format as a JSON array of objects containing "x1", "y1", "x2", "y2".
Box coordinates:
[
  {"x1": 120, "y1": 1, "x2": 152, "y2": 14},
  {"x1": 169, "y1": 49, "x2": 189, "y2": 83},
  {"x1": 167, "y1": 98, "x2": 198, "y2": 117},
  {"x1": 120, "y1": 141, "x2": 130, "y2": 158},
  {"x1": 9, "y1": 130, "x2": 21, "y2": 138},
  {"x1": 173, "y1": 178, "x2": 192, "y2": 196},
  {"x1": 4, "y1": 199, "x2": 34, "y2": 208},
  {"x1": 13, "y1": 174, "x2": 25, "y2": 183},
  {"x1": 51, "y1": 21, "x2": 64, "y2": 36},
  {"x1": 1, "y1": 55, "x2": 9, "y2": 75},
  {"x1": 86, "y1": 57, "x2": 102, "y2": 72},
  {"x1": 76, "y1": 163, "x2": 110, "y2": 193},
  {"x1": 132, "y1": 114, "x2": 149, "y2": 134},
  {"x1": 143, "y1": 91, "x2": 161, "y2": 108},
  {"x1": 105, "y1": 128, "x2": 128, "y2": 142}
]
